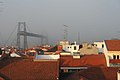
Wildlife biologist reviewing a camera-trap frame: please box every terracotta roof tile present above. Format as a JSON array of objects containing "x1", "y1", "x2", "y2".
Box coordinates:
[
  {"x1": 105, "y1": 40, "x2": 120, "y2": 51},
  {"x1": 60, "y1": 54, "x2": 107, "y2": 67},
  {"x1": 0, "y1": 58, "x2": 59, "y2": 80},
  {"x1": 60, "y1": 67, "x2": 118, "y2": 80}
]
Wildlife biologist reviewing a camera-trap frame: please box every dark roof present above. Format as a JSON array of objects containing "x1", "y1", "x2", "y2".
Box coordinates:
[
  {"x1": 105, "y1": 40, "x2": 120, "y2": 51},
  {"x1": 80, "y1": 67, "x2": 118, "y2": 80},
  {"x1": 60, "y1": 67, "x2": 118, "y2": 80},
  {"x1": 47, "y1": 45, "x2": 58, "y2": 52},
  {"x1": 60, "y1": 54, "x2": 107, "y2": 67},
  {"x1": 47, "y1": 45, "x2": 64, "y2": 52},
  {"x1": 0, "y1": 57, "x2": 59, "y2": 80}
]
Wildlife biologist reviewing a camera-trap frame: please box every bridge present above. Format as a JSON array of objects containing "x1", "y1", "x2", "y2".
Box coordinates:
[{"x1": 17, "y1": 22, "x2": 47, "y2": 50}]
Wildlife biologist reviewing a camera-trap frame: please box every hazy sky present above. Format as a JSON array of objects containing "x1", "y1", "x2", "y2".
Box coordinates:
[{"x1": 0, "y1": 0, "x2": 120, "y2": 46}]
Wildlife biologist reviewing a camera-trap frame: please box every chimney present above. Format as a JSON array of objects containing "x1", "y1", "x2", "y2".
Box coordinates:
[
  {"x1": 57, "y1": 45, "x2": 63, "y2": 51},
  {"x1": 74, "y1": 41, "x2": 77, "y2": 45},
  {"x1": 117, "y1": 69, "x2": 120, "y2": 80}
]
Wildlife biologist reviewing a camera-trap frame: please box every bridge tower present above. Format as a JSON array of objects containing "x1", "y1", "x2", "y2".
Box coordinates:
[
  {"x1": 17, "y1": 22, "x2": 48, "y2": 50},
  {"x1": 17, "y1": 22, "x2": 28, "y2": 50}
]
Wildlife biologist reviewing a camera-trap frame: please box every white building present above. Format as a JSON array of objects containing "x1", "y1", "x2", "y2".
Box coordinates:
[
  {"x1": 59, "y1": 40, "x2": 70, "y2": 46},
  {"x1": 103, "y1": 40, "x2": 120, "y2": 67},
  {"x1": 62, "y1": 41, "x2": 80, "y2": 55},
  {"x1": 94, "y1": 41, "x2": 104, "y2": 53}
]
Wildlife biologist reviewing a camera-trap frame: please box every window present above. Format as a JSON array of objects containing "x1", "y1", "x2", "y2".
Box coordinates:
[
  {"x1": 74, "y1": 46, "x2": 76, "y2": 50},
  {"x1": 64, "y1": 69, "x2": 68, "y2": 72},
  {"x1": 102, "y1": 44, "x2": 104, "y2": 48},
  {"x1": 117, "y1": 55, "x2": 119, "y2": 59},
  {"x1": 113, "y1": 55, "x2": 116, "y2": 59}
]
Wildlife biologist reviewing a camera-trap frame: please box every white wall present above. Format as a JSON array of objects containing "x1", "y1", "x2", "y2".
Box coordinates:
[
  {"x1": 94, "y1": 41, "x2": 104, "y2": 53},
  {"x1": 35, "y1": 55, "x2": 60, "y2": 60},
  {"x1": 60, "y1": 52, "x2": 71, "y2": 55},
  {"x1": 108, "y1": 51, "x2": 120, "y2": 59},
  {"x1": 117, "y1": 71, "x2": 120, "y2": 80},
  {"x1": 60, "y1": 40, "x2": 70, "y2": 45},
  {"x1": 103, "y1": 40, "x2": 110, "y2": 67},
  {"x1": 94, "y1": 42, "x2": 104, "y2": 48},
  {"x1": 63, "y1": 44, "x2": 80, "y2": 55}
]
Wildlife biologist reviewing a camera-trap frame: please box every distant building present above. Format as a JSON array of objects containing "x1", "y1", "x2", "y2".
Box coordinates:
[
  {"x1": 59, "y1": 40, "x2": 70, "y2": 46},
  {"x1": 94, "y1": 41, "x2": 104, "y2": 53},
  {"x1": 79, "y1": 42, "x2": 98, "y2": 55},
  {"x1": 62, "y1": 41, "x2": 80, "y2": 55}
]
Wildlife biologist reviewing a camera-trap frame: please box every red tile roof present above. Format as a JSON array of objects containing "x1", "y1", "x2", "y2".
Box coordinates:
[
  {"x1": 0, "y1": 58, "x2": 59, "y2": 80},
  {"x1": 60, "y1": 54, "x2": 107, "y2": 67},
  {"x1": 105, "y1": 40, "x2": 120, "y2": 51},
  {"x1": 60, "y1": 67, "x2": 118, "y2": 80},
  {"x1": 80, "y1": 67, "x2": 118, "y2": 80}
]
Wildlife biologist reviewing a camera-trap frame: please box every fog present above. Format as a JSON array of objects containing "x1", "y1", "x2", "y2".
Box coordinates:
[{"x1": 0, "y1": 0, "x2": 120, "y2": 46}]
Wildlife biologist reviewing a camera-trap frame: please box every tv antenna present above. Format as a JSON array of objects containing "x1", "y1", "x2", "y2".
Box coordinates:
[{"x1": 63, "y1": 25, "x2": 69, "y2": 41}]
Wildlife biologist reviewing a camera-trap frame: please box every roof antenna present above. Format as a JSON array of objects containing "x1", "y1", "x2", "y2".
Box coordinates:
[
  {"x1": 63, "y1": 25, "x2": 68, "y2": 41},
  {"x1": 78, "y1": 32, "x2": 80, "y2": 44}
]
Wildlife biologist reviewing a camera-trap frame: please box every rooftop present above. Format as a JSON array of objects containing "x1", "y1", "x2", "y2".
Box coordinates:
[
  {"x1": 0, "y1": 57, "x2": 59, "y2": 80},
  {"x1": 60, "y1": 67, "x2": 119, "y2": 80},
  {"x1": 105, "y1": 40, "x2": 120, "y2": 51},
  {"x1": 60, "y1": 54, "x2": 107, "y2": 67}
]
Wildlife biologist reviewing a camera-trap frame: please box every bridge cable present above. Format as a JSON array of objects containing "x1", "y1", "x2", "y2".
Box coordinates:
[
  {"x1": 5, "y1": 25, "x2": 17, "y2": 46},
  {"x1": 10, "y1": 35, "x2": 17, "y2": 46},
  {"x1": 0, "y1": 32, "x2": 4, "y2": 46}
]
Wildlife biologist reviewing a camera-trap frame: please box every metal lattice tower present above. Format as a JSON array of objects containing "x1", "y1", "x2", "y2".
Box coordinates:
[{"x1": 64, "y1": 25, "x2": 68, "y2": 40}]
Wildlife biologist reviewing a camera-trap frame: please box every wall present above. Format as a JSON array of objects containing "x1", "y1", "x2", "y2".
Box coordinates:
[
  {"x1": 103, "y1": 41, "x2": 110, "y2": 67},
  {"x1": 60, "y1": 40, "x2": 70, "y2": 45},
  {"x1": 35, "y1": 54, "x2": 60, "y2": 60},
  {"x1": 60, "y1": 52, "x2": 71, "y2": 55},
  {"x1": 94, "y1": 41, "x2": 104, "y2": 53},
  {"x1": 94, "y1": 42, "x2": 104, "y2": 48},
  {"x1": 63, "y1": 44, "x2": 80, "y2": 55},
  {"x1": 117, "y1": 71, "x2": 120, "y2": 80},
  {"x1": 79, "y1": 43, "x2": 98, "y2": 55},
  {"x1": 107, "y1": 51, "x2": 120, "y2": 59}
]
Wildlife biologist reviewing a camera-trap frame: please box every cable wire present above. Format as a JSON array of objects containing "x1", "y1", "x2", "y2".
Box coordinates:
[{"x1": 5, "y1": 25, "x2": 17, "y2": 45}]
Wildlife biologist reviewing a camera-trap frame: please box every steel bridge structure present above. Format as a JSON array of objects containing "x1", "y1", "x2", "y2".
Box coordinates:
[{"x1": 17, "y1": 22, "x2": 47, "y2": 50}]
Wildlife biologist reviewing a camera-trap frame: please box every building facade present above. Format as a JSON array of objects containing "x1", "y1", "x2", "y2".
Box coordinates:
[
  {"x1": 62, "y1": 41, "x2": 80, "y2": 55},
  {"x1": 94, "y1": 41, "x2": 104, "y2": 53},
  {"x1": 103, "y1": 40, "x2": 120, "y2": 67}
]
